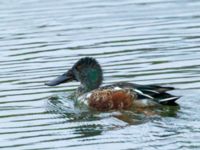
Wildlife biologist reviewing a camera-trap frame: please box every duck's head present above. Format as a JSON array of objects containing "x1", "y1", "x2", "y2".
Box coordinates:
[{"x1": 45, "y1": 57, "x2": 103, "y2": 92}]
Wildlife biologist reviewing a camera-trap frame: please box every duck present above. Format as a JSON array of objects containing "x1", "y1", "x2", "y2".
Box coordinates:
[{"x1": 45, "y1": 57, "x2": 180, "y2": 111}]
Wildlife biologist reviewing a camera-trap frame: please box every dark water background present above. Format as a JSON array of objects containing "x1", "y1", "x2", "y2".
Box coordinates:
[{"x1": 0, "y1": 0, "x2": 200, "y2": 149}]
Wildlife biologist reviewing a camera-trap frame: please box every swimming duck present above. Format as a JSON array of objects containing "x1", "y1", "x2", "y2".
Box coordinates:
[{"x1": 45, "y1": 57, "x2": 180, "y2": 111}]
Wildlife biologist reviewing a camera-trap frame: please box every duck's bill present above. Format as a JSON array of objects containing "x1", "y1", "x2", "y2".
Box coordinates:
[{"x1": 45, "y1": 70, "x2": 74, "y2": 86}]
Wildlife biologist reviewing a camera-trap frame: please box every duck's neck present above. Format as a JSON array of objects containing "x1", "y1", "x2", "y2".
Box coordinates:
[
  {"x1": 76, "y1": 82, "x2": 101, "y2": 97},
  {"x1": 83, "y1": 81, "x2": 101, "y2": 92}
]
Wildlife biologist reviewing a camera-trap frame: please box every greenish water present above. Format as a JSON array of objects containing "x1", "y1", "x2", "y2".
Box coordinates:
[{"x1": 0, "y1": 0, "x2": 200, "y2": 149}]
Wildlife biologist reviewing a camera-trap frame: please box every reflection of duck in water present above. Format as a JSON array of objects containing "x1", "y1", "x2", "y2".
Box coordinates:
[{"x1": 45, "y1": 57, "x2": 180, "y2": 111}]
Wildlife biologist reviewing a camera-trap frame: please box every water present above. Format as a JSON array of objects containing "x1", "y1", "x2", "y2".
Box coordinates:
[{"x1": 0, "y1": 0, "x2": 200, "y2": 149}]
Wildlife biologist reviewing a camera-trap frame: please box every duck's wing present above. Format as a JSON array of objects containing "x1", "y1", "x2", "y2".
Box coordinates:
[{"x1": 101, "y1": 82, "x2": 180, "y2": 105}]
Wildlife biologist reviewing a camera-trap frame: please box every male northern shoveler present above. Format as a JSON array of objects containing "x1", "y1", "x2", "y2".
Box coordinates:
[{"x1": 45, "y1": 57, "x2": 180, "y2": 111}]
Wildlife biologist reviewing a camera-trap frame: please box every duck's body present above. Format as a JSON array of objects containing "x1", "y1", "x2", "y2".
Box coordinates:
[
  {"x1": 77, "y1": 82, "x2": 179, "y2": 111},
  {"x1": 45, "y1": 57, "x2": 180, "y2": 111}
]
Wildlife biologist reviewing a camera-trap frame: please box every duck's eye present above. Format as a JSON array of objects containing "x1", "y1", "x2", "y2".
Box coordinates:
[{"x1": 75, "y1": 65, "x2": 82, "y2": 71}]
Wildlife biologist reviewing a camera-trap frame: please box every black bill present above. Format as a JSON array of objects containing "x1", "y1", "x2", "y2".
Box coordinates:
[{"x1": 45, "y1": 69, "x2": 74, "y2": 86}]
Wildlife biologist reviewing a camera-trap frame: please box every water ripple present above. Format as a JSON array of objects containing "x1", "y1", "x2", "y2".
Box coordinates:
[{"x1": 0, "y1": 0, "x2": 200, "y2": 149}]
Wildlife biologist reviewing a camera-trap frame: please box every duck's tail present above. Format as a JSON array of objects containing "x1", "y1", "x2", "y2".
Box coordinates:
[{"x1": 135, "y1": 84, "x2": 180, "y2": 105}]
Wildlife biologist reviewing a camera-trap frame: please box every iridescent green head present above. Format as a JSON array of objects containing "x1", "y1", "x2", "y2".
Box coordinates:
[{"x1": 45, "y1": 57, "x2": 103, "y2": 92}]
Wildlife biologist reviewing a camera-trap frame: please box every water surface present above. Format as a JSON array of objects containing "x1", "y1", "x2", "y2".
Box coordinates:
[{"x1": 0, "y1": 0, "x2": 200, "y2": 149}]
